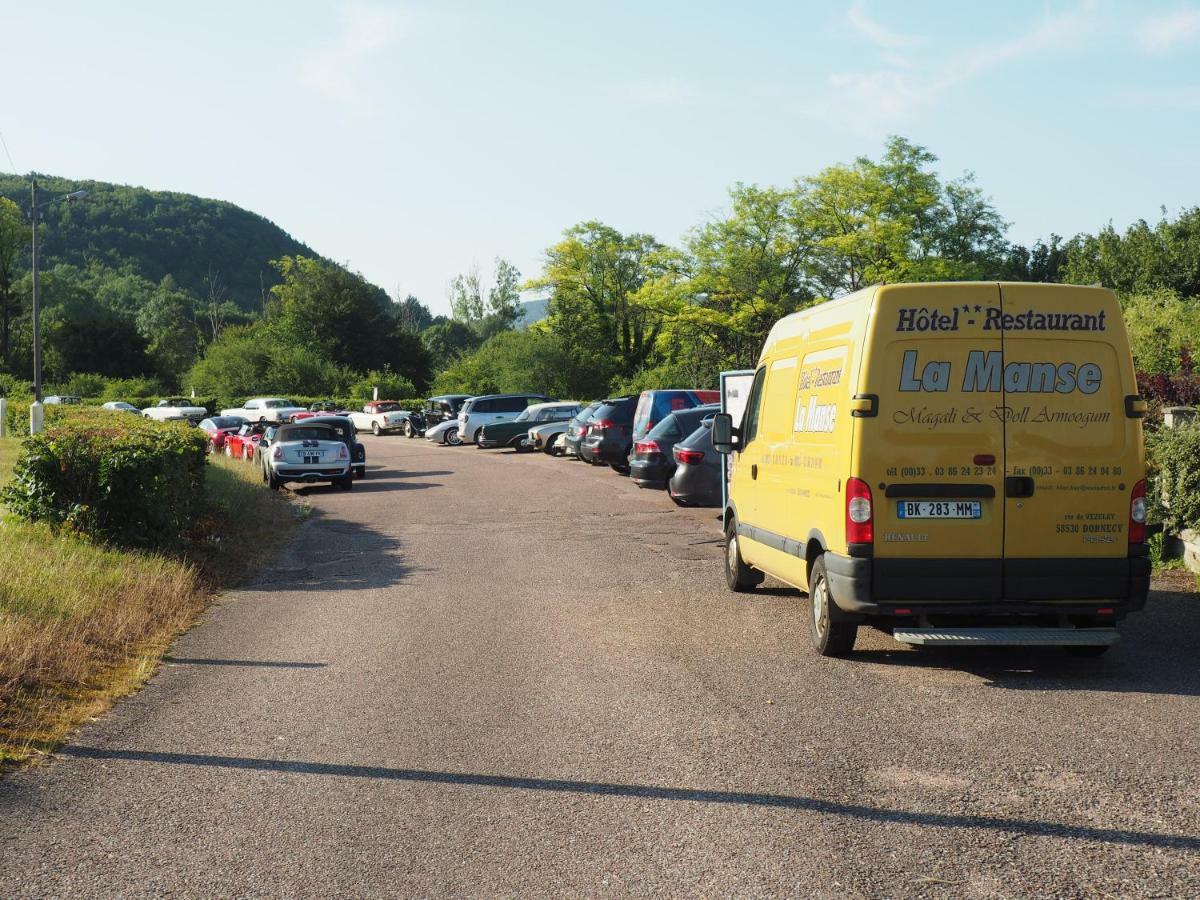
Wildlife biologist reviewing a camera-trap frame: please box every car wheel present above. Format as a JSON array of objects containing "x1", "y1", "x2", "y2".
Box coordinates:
[
  {"x1": 225, "y1": 442, "x2": 233, "y2": 458},
  {"x1": 543, "y1": 442, "x2": 557, "y2": 455},
  {"x1": 611, "y1": 464, "x2": 631, "y2": 475},
  {"x1": 355, "y1": 466, "x2": 365, "y2": 480},
  {"x1": 337, "y1": 476, "x2": 353, "y2": 491},
  {"x1": 267, "y1": 471, "x2": 281, "y2": 491},
  {"x1": 372, "y1": 422, "x2": 381, "y2": 436},
  {"x1": 208, "y1": 440, "x2": 217, "y2": 454},
  {"x1": 724, "y1": 519, "x2": 762, "y2": 593},
  {"x1": 446, "y1": 427, "x2": 461, "y2": 446},
  {"x1": 404, "y1": 421, "x2": 415, "y2": 438},
  {"x1": 808, "y1": 556, "x2": 857, "y2": 657}
]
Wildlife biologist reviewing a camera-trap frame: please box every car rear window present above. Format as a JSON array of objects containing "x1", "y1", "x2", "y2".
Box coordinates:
[
  {"x1": 593, "y1": 398, "x2": 636, "y2": 423},
  {"x1": 279, "y1": 426, "x2": 335, "y2": 441},
  {"x1": 210, "y1": 416, "x2": 244, "y2": 428}
]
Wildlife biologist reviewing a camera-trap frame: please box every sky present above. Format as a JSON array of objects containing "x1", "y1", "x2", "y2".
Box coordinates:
[{"x1": 2, "y1": 0, "x2": 1199, "y2": 315}]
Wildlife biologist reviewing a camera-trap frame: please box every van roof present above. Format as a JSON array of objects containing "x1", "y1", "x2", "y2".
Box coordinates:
[{"x1": 761, "y1": 282, "x2": 1115, "y2": 361}]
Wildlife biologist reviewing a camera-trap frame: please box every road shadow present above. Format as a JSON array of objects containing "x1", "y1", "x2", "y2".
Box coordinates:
[
  {"x1": 849, "y1": 588, "x2": 1200, "y2": 697},
  {"x1": 53, "y1": 746, "x2": 1200, "y2": 852},
  {"x1": 250, "y1": 507, "x2": 417, "y2": 592}
]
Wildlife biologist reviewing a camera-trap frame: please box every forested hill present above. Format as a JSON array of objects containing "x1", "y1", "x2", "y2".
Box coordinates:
[{"x1": 0, "y1": 173, "x2": 315, "y2": 310}]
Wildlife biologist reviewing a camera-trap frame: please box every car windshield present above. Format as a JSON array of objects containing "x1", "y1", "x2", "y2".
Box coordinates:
[
  {"x1": 279, "y1": 426, "x2": 335, "y2": 442},
  {"x1": 514, "y1": 408, "x2": 535, "y2": 422},
  {"x1": 163, "y1": 399, "x2": 191, "y2": 406},
  {"x1": 375, "y1": 402, "x2": 403, "y2": 412},
  {"x1": 210, "y1": 416, "x2": 244, "y2": 428},
  {"x1": 264, "y1": 400, "x2": 293, "y2": 408}
]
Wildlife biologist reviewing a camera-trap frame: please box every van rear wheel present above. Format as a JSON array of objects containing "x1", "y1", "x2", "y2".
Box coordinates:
[
  {"x1": 808, "y1": 556, "x2": 857, "y2": 657},
  {"x1": 724, "y1": 520, "x2": 762, "y2": 593}
]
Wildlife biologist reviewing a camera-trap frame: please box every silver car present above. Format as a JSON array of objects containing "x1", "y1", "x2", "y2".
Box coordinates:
[
  {"x1": 425, "y1": 418, "x2": 464, "y2": 446},
  {"x1": 262, "y1": 422, "x2": 354, "y2": 491}
]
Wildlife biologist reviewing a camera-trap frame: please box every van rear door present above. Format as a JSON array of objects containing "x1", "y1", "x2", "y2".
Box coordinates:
[
  {"x1": 856, "y1": 283, "x2": 1006, "y2": 600},
  {"x1": 998, "y1": 284, "x2": 1139, "y2": 599}
]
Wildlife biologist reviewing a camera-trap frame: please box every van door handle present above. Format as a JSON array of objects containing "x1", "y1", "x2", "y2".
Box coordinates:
[
  {"x1": 751, "y1": 464, "x2": 758, "y2": 480},
  {"x1": 1004, "y1": 476, "x2": 1035, "y2": 498}
]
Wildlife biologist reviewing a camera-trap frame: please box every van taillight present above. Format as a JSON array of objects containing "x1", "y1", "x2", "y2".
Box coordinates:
[
  {"x1": 634, "y1": 440, "x2": 660, "y2": 456},
  {"x1": 591, "y1": 418, "x2": 614, "y2": 433},
  {"x1": 846, "y1": 477, "x2": 873, "y2": 544},
  {"x1": 674, "y1": 447, "x2": 704, "y2": 465},
  {"x1": 1129, "y1": 479, "x2": 1147, "y2": 545}
]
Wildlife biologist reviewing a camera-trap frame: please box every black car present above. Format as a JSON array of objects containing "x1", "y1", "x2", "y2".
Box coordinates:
[
  {"x1": 667, "y1": 419, "x2": 722, "y2": 507},
  {"x1": 579, "y1": 395, "x2": 638, "y2": 473},
  {"x1": 563, "y1": 401, "x2": 602, "y2": 460},
  {"x1": 406, "y1": 394, "x2": 471, "y2": 438},
  {"x1": 264, "y1": 415, "x2": 367, "y2": 479},
  {"x1": 628, "y1": 405, "x2": 719, "y2": 488}
]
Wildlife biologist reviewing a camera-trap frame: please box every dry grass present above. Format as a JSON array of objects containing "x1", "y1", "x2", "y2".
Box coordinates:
[{"x1": 0, "y1": 443, "x2": 301, "y2": 767}]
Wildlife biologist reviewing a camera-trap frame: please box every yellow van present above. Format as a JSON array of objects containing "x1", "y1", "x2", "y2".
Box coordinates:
[{"x1": 712, "y1": 282, "x2": 1150, "y2": 656}]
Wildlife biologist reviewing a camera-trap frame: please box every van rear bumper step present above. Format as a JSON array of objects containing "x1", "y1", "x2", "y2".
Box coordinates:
[{"x1": 892, "y1": 627, "x2": 1120, "y2": 647}]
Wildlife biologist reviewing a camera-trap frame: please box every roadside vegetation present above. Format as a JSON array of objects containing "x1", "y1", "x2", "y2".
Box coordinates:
[{"x1": 0, "y1": 415, "x2": 300, "y2": 768}]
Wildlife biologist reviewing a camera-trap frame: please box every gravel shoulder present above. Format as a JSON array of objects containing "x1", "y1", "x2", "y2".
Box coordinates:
[{"x1": 1, "y1": 437, "x2": 1198, "y2": 898}]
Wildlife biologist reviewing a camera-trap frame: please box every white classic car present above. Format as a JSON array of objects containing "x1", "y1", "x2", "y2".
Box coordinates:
[
  {"x1": 142, "y1": 398, "x2": 209, "y2": 423},
  {"x1": 220, "y1": 397, "x2": 307, "y2": 424},
  {"x1": 348, "y1": 401, "x2": 412, "y2": 436}
]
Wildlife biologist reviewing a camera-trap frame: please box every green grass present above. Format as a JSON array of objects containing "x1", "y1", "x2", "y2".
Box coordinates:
[{"x1": 0, "y1": 443, "x2": 301, "y2": 767}]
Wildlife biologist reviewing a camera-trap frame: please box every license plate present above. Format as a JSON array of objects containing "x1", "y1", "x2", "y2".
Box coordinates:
[
  {"x1": 897, "y1": 500, "x2": 981, "y2": 519},
  {"x1": 303, "y1": 454, "x2": 320, "y2": 464}
]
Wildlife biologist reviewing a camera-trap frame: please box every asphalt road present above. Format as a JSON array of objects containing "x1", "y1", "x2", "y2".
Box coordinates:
[{"x1": 1, "y1": 436, "x2": 1199, "y2": 898}]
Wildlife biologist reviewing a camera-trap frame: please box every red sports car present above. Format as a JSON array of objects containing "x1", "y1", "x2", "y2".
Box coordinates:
[
  {"x1": 224, "y1": 422, "x2": 270, "y2": 461},
  {"x1": 199, "y1": 415, "x2": 248, "y2": 453}
]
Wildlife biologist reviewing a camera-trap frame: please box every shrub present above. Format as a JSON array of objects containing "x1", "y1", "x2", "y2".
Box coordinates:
[
  {"x1": 1, "y1": 408, "x2": 208, "y2": 548},
  {"x1": 1147, "y1": 421, "x2": 1200, "y2": 534},
  {"x1": 62, "y1": 373, "x2": 108, "y2": 398},
  {"x1": 349, "y1": 370, "x2": 417, "y2": 402}
]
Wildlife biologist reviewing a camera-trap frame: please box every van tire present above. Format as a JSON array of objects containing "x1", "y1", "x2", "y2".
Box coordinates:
[
  {"x1": 724, "y1": 521, "x2": 762, "y2": 592},
  {"x1": 808, "y1": 556, "x2": 857, "y2": 657}
]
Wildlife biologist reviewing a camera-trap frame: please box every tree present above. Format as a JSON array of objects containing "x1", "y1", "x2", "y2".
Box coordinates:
[
  {"x1": 0, "y1": 197, "x2": 27, "y2": 367},
  {"x1": 185, "y1": 323, "x2": 274, "y2": 400},
  {"x1": 135, "y1": 276, "x2": 201, "y2": 385},
  {"x1": 396, "y1": 293, "x2": 433, "y2": 333},
  {"x1": 479, "y1": 258, "x2": 522, "y2": 339},
  {"x1": 448, "y1": 265, "x2": 484, "y2": 325},
  {"x1": 527, "y1": 222, "x2": 664, "y2": 379},
  {"x1": 422, "y1": 318, "x2": 481, "y2": 365},
  {"x1": 1060, "y1": 208, "x2": 1200, "y2": 298}
]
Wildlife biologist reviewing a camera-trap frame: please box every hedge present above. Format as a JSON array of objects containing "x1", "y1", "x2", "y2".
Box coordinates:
[
  {"x1": 1, "y1": 408, "x2": 208, "y2": 549},
  {"x1": 1147, "y1": 420, "x2": 1200, "y2": 535}
]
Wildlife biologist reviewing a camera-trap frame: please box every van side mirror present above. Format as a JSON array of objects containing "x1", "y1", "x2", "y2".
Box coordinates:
[{"x1": 712, "y1": 413, "x2": 737, "y2": 454}]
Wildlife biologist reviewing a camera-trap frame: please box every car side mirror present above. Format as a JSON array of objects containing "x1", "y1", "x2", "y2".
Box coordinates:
[{"x1": 712, "y1": 413, "x2": 738, "y2": 454}]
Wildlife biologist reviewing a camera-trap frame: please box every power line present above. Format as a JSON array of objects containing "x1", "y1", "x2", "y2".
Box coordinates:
[{"x1": 0, "y1": 131, "x2": 17, "y2": 174}]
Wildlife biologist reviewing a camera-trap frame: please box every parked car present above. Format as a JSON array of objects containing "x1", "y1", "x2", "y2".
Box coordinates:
[
  {"x1": 562, "y1": 401, "x2": 603, "y2": 459},
  {"x1": 457, "y1": 393, "x2": 553, "y2": 444},
  {"x1": 143, "y1": 397, "x2": 208, "y2": 423},
  {"x1": 293, "y1": 401, "x2": 351, "y2": 421},
  {"x1": 667, "y1": 419, "x2": 722, "y2": 507},
  {"x1": 198, "y1": 415, "x2": 248, "y2": 453},
  {"x1": 579, "y1": 395, "x2": 638, "y2": 472},
  {"x1": 261, "y1": 422, "x2": 354, "y2": 491},
  {"x1": 405, "y1": 394, "x2": 472, "y2": 438},
  {"x1": 220, "y1": 397, "x2": 306, "y2": 424},
  {"x1": 102, "y1": 401, "x2": 142, "y2": 415},
  {"x1": 43, "y1": 395, "x2": 83, "y2": 405},
  {"x1": 425, "y1": 418, "x2": 464, "y2": 446},
  {"x1": 630, "y1": 389, "x2": 721, "y2": 444},
  {"x1": 264, "y1": 415, "x2": 365, "y2": 480},
  {"x1": 348, "y1": 400, "x2": 412, "y2": 436},
  {"x1": 629, "y1": 405, "x2": 719, "y2": 488},
  {"x1": 477, "y1": 402, "x2": 581, "y2": 449},
  {"x1": 225, "y1": 422, "x2": 270, "y2": 460},
  {"x1": 528, "y1": 416, "x2": 576, "y2": 454}
]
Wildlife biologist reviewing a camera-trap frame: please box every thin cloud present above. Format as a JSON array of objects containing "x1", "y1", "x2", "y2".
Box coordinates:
[
  {"x1": 1110, "y1": 85, "x2": 1200, "y2": 110},
  {"x1": 610, "y1": 78, "x2": 700, "y2": 106},
  {"x1": 298, "y1": 3, "x2": 414, "y2": 115},
  {"x1": 801, "y1": 0, "x2": 1099, "y2": 136},
  {"x1": 846, "y1": 1, "x2": 920, "y2": 49},
  {"x1": 1135, "y1": 8, "x2": 1200, "y2": 54}
]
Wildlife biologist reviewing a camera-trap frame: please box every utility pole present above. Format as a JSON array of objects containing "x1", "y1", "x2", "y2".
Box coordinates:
[{"x1": 29, "y1": 179, "x2": 42, "y2": 434}]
